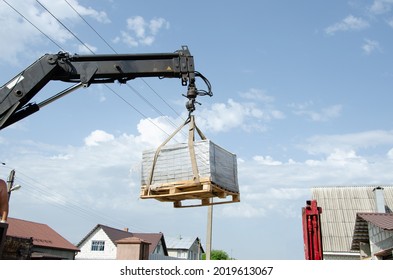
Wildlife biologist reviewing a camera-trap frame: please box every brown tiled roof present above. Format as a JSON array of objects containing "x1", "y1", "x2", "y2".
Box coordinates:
[
  {"x1": 116, "y1": 237, "x2": 151, "y2": 245},
  {"x1": 6, "y1": 217, "x2": 79, "y2": 252},
  {"x1": 77, "y1": 224, "x2": 167, "y2": 255},
  {"x1": 351, "y1": 213, "x2": 393, "y2": 250},
  {"x1": 357, "y1": 213, "x2": 393, "y2": 230},
  {"x1": 132, "y1": 232, "x2": 167, "y2": 255}
]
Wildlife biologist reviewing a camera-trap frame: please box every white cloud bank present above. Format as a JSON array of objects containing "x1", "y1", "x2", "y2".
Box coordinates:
[
  {"x1": 325, "y1": 15, "x2": 369, "y2": 35},
  {"x1": 4, "y1": 109, "x2": 393, "y2": 223},
  {"x1": 3, "y1": 95, "x2": 393, "y2": 262}
]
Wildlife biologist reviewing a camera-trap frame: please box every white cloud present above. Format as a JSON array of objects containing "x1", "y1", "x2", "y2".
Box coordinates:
[
  {"x1": 5, "y1": 115, "x2": 393, "y2": 229},
  {"x1": 127, "y1": 16, "x2": 146, "y2": 38},
  {"x1": 116, "y1": 31, "x2": 138, "y2": 47},
  {"x1": 77, "y1": 43, "x2": 97, "y2": 54},
  {"x1": 325, "y1": 149, "x2": 368, "y2": 167},
  {"x1": 325, "y1": 15, "x2": 369, "y2": 35},
  {"x1": 388, "y1": 19, "x2": 393, "y2": 28},
  {"x1": 253, "y1": 155, "x2": 282, "y2": 166},
  {"x1": 292, "y1": 103, "x2": 342, "y2": 122},
  {"x1": 84, "y1": 130, "x2": 115, "y2": 146},
  {"x1": 239, "y1": 88, "x2": 274, "y2": 103},
  {"x1": 301, "y1": 130, "x2": 393, "y2": 155},
  {"x1": 116, "y1": 16, "x2": 169, "y2": 47},
  {"x1": 196, "y1": 89, "x2": 285, "y2": 133},
  {"x1": 369, "y1": 0, "x2": 393, "y2": 14},
  {"x1": 64, "y1": 0, "x2": 110, "y2": 23},
  {"x1": 0, "y1": 0, "x2": 109, "y2": 64},
  {"x1": 135, "y1": 116, "x2": 186, "y2": 148},
  {"x1": 149, "y1": 18, "x2": 170, "y2": 34},
  {"x1": 362, "y1": 39, "x2": 381, "y2": 55},
  {"x1": 221, "y1": 202, "x2": 267, "y2": 218},
  {"x1": 197, "y1": 99, "x2": 264, "y2": 132},
  {"x1": 38, "y1": 0, "x2": 110, "y2": 23}
]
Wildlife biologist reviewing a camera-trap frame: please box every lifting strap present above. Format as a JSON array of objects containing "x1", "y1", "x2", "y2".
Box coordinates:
[{"x1": 146, "y1": 115, "x2": 206, "y2": 195}]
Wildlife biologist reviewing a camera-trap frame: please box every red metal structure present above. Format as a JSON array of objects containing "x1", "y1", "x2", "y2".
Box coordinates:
[{"x1": 302, "y1": 200, "x2": 323, "y2": 260}]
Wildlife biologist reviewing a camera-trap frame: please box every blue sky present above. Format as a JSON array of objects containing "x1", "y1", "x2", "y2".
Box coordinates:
[{"x1": 1, "y1": 0, "x2": 393, "y2": 260}]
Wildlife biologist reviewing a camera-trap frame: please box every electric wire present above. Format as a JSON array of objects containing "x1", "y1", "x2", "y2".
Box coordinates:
[
  {"x1": 35, "y1": 0, "x2": 179, "y2": 137},
  {"x1": 2, "y1": 2, "x2": 212, "y2": 228},
  {"x1": 3, "y1": 0, "x2": 186, "y2": 139},
  {"x1": 0, "y1": 3, "x2": 153, "y2": 230},
  {"x1": 9, "y1": 0, "x2": 210, "y2": 163},
  {"x1": 60, "y1": 0, "x2": 185, "y2": 135},
  {"x1": 63, "y1": 0, "x2": 117, "y2": 54},
  {"x1": 2, "y1": 0, "x2": 64, "y2": 51},
  {"x1": 35, "y1": 0, "x2": 95, "y2": 54},
  {"x1": 2, "y1": 164, "x2": 147, "y2": 232},
  {"x1": 63, "y1": 0, "x2": 183, "y2": 118},
  {"x1": 41, "y1": 0, "x2": 210, "y2": 159}
]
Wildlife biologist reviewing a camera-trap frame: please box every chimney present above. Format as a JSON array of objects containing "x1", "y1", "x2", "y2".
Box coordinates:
[{"x1": 373, "y1": 186, "x2": 386, "y2": 213}]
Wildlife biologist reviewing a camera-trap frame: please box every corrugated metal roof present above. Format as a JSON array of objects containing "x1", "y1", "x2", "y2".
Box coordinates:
[
  {"x1": 6, "y1": 217, "x2": 79, "y2": 251},
  {"x1": 311, "y1": 185, "x2": 393, "y2": 254},
  {"x1": 166, "y1": 236, "x2": 198, "y2": 250}
]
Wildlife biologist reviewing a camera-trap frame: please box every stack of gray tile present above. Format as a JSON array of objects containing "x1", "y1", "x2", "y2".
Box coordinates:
[{"x1": 141, "y1": 140, "x2": 239, "y2": 193}]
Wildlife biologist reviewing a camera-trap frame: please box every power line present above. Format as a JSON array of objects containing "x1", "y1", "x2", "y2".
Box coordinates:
[
  {"x1": 2, "y1": 0, "x2": 64, "y2": 50},
  {"x1": 63, "y1": 0, "x2": 117, "y2": 54},
  {"x1": 34, "y1": 0, "x2": 180, "y2": 137},
  {"x1": 40, "y1": 0, "x2": 184, "y2": 135},
  {"x1": 61, "y1": 0, "x2": 184, "y2": 120},
  {"x1": 0, "y1": 3, "x2": 154, "y2": 230},
  {"x1": 12, "y1": 168, "x2": 148, "y2": 232},
  {"x1": 35, "y1": 0, "x2": 95, "y2": 54},
  {"x1": 4, "y1": 0, "x2": 188, "y2": 140},
  {"x1": 2, "y1": 1, "x2": 211, "y2": 227},
  {"x1": 140, "y1": 79, "x2": 183, "y2": 118}
]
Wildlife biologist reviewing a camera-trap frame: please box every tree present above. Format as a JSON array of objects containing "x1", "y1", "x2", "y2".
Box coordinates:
[{"x1": 202, "y1": 250, "x2": 230, "y2": 260}]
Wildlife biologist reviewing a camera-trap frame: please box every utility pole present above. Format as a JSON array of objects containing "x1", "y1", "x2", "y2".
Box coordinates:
[
  {"x1": 206, "y1": 201, "x2": 213, "y2": 260},
  {"x1": 7, "y1": 169, "x2": 15, "y2": 199}
]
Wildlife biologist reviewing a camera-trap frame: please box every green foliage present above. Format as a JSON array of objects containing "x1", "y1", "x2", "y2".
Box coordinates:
[{"x1": 202, "y1": 249, "x2": 230, "y2": 260}]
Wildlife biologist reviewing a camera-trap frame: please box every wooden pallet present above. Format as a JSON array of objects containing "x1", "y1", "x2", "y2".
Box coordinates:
[{"x1": 140, "y1": 179, "x2": 240, "y2": 208}]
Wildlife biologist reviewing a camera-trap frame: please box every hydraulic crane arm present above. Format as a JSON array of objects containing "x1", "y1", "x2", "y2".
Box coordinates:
[{"x1": 0, "y1": 46, "x2": 212, "y2": 130}]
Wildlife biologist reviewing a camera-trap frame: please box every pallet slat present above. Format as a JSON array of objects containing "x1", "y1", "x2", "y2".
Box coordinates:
[{"x1": 140, "y1": 179, "x2": 240, "y2": 208}]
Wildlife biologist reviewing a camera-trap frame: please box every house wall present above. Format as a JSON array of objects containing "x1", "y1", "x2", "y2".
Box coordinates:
[
  {"x1": 75, "y1": 228, "x2": 117, "y2": 260},
  {"x1": 168, "y1": 249, "x2": 188, "y2": 259},
  {"x1": 149, "y1": 253, "x2": 180, "y2": 260},
  {"x1": 167, "y1": 239, "x2": 203, "y2": 260},
  {"x1": 189, "y1": 239, "x2": 202, "y2": 260},
  {"x1": 33, "y1": 247, "x2": 76, "y2": 260},
  {"x1": 2, "y1": 236, "x2": 32, "y2": 260},
  {"x1": 368, "y1": 223, "x2": 393, "y2": 260},
  {"x1": 117, "y1": 243, "x2": 149, "y2": 260}
]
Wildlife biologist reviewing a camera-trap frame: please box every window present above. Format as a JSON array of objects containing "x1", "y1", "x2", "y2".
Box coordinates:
[{"x1": 91, "y1": 240, "x2": 105, "y2": 251}]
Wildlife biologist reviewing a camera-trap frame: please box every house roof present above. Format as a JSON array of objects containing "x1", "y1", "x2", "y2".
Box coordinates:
[
  {"x1": 77, "y1": 224, "x2": 168, "y2": 255},
  {"x1": 351, "y1": 213, "x2": 393, "y2": 250},
  {"x1": 311, "y1": 185, "x2": 393, "y2": 254},
  {"x1": 6, "y1": 217, "x2": 79, "y2": 252},
  {"x1": 166, "y1": 236, "x2": 204, "y2": 253},
  {"x1": 357, "y1": 212, "x2": 393, "y2": 230}
]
